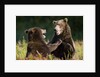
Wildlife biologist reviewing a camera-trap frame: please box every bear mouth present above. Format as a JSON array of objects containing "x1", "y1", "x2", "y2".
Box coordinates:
[
  {"x1": 41, "y1": 29, "x2": 46, "y2": 38},
  {"x1": 42, "y1": 33, "x2": 46, "y2": 38},
  {"x1": 43, "y1": 34, "x2": 46, "y2": 38},
  {"x1": 56, "y1": 30, "x2": 62, "y2": 35}
]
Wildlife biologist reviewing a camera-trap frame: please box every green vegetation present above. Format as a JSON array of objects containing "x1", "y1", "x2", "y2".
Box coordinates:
[{"x1": 16, "y1": 16, "x2": 83, "y2": 41}]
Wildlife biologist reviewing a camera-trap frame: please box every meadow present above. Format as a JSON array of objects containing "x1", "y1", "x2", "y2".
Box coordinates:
[
  {"x1": 16, "y1": 16, "x2": 83, "y2": 60},
  {"x1": 16, "y1": 37, "x2": 83, "y2": 60}
]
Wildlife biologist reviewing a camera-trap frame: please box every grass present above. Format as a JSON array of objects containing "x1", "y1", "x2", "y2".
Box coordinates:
[
  {"x1": 73, "y1": 41, "x2": 83, "y2": 60},
  {"x1": 16, "y1": 37, "x2": 83, "y2": 60}
]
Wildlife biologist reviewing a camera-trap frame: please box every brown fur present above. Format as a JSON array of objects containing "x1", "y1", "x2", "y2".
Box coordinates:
[
  {"x1": 48, "y1": 18, "x2": 76, "y2": 59},
  {"x1": 47, "y1": 39, "x2": 62, "y2": 52},
  {"x1": 25, "y1": 27, "x2": 50, "y2": 59}
]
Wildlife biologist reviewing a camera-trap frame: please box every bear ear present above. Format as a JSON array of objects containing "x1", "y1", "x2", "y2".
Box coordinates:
[
  {"x1": 25, "y1": 29, "x2": 28, "y2": 34},
  {"x1": 53, "y1": 20, "x2": 57, "y2": 24},
  {"x1": 64, "y1": 18, "x2": 68, "y2": 22}
]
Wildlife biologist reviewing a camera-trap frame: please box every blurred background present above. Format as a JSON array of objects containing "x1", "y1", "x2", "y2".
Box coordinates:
[{"x1": 16, "y1": 16, "x2": 83, "y2": 42}]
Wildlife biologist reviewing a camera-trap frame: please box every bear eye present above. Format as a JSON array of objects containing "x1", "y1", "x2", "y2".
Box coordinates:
[
  {"x1": 57, "y1": 23, "x2": 61, "y2": 26},
  {"x1": 57, "y1": 23, "x2": 60, "y2": 25}
]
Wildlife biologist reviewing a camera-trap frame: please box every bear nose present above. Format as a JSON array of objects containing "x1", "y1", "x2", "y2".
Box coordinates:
[{"x1": 54, "y1": 29, "x2": 56, "y2": 31}]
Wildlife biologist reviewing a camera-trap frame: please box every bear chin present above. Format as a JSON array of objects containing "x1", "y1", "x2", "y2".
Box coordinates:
[{"x1": 55, "y1": 30, "x2": 63, "y2": 35}]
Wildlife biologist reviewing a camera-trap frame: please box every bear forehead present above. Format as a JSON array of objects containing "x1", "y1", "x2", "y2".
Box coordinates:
[
  {"x1": 56, "y1": 20, "x2": 66, "y2": 26},
  {"x1": 28, "y1": 27, "x2": 41, "y2": 32},
  {"x1": 57, "y1": 19, "x2": 64, "y2": 23}
]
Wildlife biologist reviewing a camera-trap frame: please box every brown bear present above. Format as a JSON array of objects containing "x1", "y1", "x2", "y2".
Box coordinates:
[
  {"x1": 25, "y1": 27, "x2": 50, "y2": 59},
  {"x1": 48, "y1": 18, "x2": 76, "y2": 60},
  {"x1": 25, "y1": 27, "x2": 62, "y2": 60},
  {"x1": 47, "y1": 39, "x2": 62, "y2": 52}
]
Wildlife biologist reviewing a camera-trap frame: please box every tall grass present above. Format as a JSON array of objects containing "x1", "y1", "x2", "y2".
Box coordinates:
[
  {"x1": 73, "y1": 41, "x2": 83, "y2": 60},
  {"x1": 16, "y1": 37, "x2": 27, "y2": 60},
  {"x1": 16, "y1": 38, "x2": 83, "y2": 60}
]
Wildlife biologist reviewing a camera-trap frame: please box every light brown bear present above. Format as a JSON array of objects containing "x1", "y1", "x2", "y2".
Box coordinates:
[{"x1": 48, "y1": 18, "x2": 76, "y2": 60}]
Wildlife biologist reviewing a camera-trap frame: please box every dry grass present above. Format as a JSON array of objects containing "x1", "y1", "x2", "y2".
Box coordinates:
[
  {"x1": 72, "y1": 41, "x2": 83, "y2": 60},
  {"x1": 16, "y1": 38, "x2": 83, "y2": 60}
]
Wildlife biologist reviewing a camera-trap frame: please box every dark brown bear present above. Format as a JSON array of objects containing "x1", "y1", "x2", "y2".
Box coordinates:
[
  {"x1": 25, "y1": 27, "x2": 50, "y2": 59},
  {"x1": 48, "y1": 18, "x2": 76, "y2": 60}
]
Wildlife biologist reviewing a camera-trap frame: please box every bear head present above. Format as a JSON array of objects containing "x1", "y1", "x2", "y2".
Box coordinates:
[
  {"x1": 53, "y1": 18, "x2": 68, "y2": 35},
  {"x1": 25, "y1": 27, "x2": 46, "y2": 41}
]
